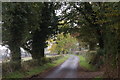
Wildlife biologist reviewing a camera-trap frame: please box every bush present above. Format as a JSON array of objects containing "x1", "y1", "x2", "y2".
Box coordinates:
[
  {"x1": 2, "y1": 61, "x2": 21, "y2": 75},
  {"x1": 41, "y1": 57, "x2": 50, "y2": 63},
  {"x1": 88, "y1": 49, "x2": 104, "y2": 69},
  {"x1": 2, "y1": 55, "x2": 62, "y2": 76},
  {"x1": 85, "y1": 51, "x2": 97, "y2": 63}
]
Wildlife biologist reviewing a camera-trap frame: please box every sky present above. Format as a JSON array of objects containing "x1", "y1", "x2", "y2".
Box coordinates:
[
  {"x1": 0, "y1": 45, "x2": 29, "y2": 56},
  {"x1": 55, "y1": 3, "x2": 69, "y2": 16},
  {"x1": 0, "y1": 45, "x2": 8, "y2": 50}
]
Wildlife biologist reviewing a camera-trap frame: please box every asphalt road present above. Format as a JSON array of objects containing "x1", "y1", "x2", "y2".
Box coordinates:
[{"x1": 45, "y1": 55, "x2": 79, "y2": 78}]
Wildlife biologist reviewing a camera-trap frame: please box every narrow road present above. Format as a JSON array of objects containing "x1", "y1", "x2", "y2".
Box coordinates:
[
  {"x1": 30, "y1": 54, "x2": 104, "y2": 79},
  {"x1": 45, "y1": 55, "x2": 79, "y2": 78}
]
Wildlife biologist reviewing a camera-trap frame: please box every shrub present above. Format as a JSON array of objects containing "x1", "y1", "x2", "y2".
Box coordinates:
[{"x1": 2, "y1": 55, "x2": 62, "y2": 76}]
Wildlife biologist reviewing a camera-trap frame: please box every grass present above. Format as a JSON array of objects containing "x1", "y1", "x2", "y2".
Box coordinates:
[
  {"x1": 78, "y1": 54, "x2": 104, "y2": 79},
  {"x1": 3, "y1": 55, "x2": 69, "y2": 78},
  {"x1": 92, "y1": 77, "x2": 103, "y2": 80},
  {"x1": 45, "y1": 55, "x2": 60, "y2": 58},
  {"x1": 2, "y1": 55, "x2": 61, "y2": 62},
  {"x1": 78, "y1": 55, "x2": 96, "y2": 71},
  {"x1": 22, "y1": 57, "x2": 32, "y2": 61}
]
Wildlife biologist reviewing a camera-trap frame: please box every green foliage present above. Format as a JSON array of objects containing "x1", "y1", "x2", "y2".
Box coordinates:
[
  {"x1": 93, "y1": 77, "x2": 103, "y2": 80},
  {"x1": 50, "y1": 33, "x2": 78, "y2": 54},
  {"x1": 2, "y1": 3, "x2": 33, "y2": 45},
  {"x1": 2, "y1": 3, "x2": 33, "y2": 70},
  {"x1": 60, "y1": 3, "x2": 120, "y2": 77},
  {"x1": 2, "y1": 2, "x2": 120, "y2": 78},
  {"x1": 78, "y1": 55, "x2": 96, "y2": 71},
  {"x1": 2, "y1": 2, "x2": 60, "y2": 62}
]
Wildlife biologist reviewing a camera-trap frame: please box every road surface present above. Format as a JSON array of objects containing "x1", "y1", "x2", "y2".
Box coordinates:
[
  {"x1": 45, "y1": 55, "x2": 79, "y2": 78},
  {"x1": 30, "y1": 54, "x2": 104, "y2": 79}
]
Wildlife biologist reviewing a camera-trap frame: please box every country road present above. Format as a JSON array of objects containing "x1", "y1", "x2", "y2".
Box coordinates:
[
  {"x1": 31, "y1": 54, "x2": 103, "y2": 79},
  {"x1": 45, "y1": 55, "x2": 79, "y2": 78}
]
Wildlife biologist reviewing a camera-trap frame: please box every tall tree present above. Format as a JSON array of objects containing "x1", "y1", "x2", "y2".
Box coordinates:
[
  {"x1": 21, "y1": 2, "x2": 60, "y2": 60},
  {"x1": 2, "y1": 3, "x2": 31, "y2": 70}
]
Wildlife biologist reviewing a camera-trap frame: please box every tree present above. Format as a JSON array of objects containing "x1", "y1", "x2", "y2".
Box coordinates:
[
  {"x1": 50, "y1": 33, "x2": 78, "y2": 54},
  {"x1": 2, "y1": 2, "x2": 60, "y2": 70},
  {"x1": 21, "y1": 2, "x2": 60, "y2": 60},
  {"x1": 58, "y1": 2, "x2": 106, "y2": 49},
  {"x1": 101, "y1": 2, "x2": 120, "y2": 77},
  {"x1": 2, "y1": 3, "x2": 31, "y2": 71}
]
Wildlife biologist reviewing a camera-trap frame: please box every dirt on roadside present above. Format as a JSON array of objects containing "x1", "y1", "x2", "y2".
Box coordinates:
[{"x1": 77, "y1": 65, "x2": 104, "y2": 78}]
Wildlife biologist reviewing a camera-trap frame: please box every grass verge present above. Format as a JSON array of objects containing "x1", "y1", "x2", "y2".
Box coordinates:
[
  {"x1": 78, "y1": 55, "x2": 96, "y2": 71},
  {"x1": 92, "y1": 77, "x2": 103, "y2": 80},
  {"x1": 3, "y1": 55, "x2": 69, "y2": 78}
]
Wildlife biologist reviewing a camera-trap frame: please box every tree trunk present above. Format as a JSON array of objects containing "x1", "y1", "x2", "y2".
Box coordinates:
[
  {"x1": 98, "y1": 36, "x2": 104, "y2": 49},
  {"x1": 39, "y1": 46, "x2": 44, "y2": 58},
  {"x1": 118, "y1": 55, "x2": 120, "y2": 78},
  {"x1": 31, "y1": 30, "x2": 45, "y2": 60},
  {"x1": 31, "y1": 3, "x2": 50, "y2": 60},
  {"x1": 9, "y1": 44, "x2": 21, "y2": 71},
  {"x1": 117, "y1": 31, "x2": 120, "y2": 78},
  {"x1": 89, "y1": 42, "x2": 95, "y2": 50},
  {"x1": 95, "y1": 27, "x2": 104, "y2": 49}
]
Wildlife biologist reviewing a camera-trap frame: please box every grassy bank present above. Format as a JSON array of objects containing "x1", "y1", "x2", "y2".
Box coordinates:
[
  {"x1": 3, "y1": 55, "x2": 69, "y2": 78},
  {"x1": 78, "y1": 55, "x2": 96, "y2": 71}
]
